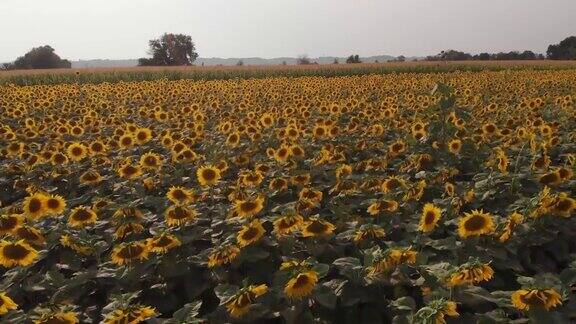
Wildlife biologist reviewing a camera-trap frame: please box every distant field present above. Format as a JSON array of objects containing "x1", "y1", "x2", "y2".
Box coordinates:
[{"x1": 2, "y1": 60, "x2": 576, "y2": 85}]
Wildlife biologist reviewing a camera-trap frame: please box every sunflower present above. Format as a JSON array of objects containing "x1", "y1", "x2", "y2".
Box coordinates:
[
  {"x1": 301, "y1": 217, "x2": 335, "y2": 237},
  {"x1": 45, "y1": 194, "x2": 66, "y2": 215},
  {"x1": 166, "y1": 186, "x2": 194, "y2": 205},
  {"x1": 114, "y1": 222, "x2": 145, "y2": 240},
  {"x1": 274, "y1": 146, "x2": 291, "y2": 162},
  {"x1": 60, "y1": 234, "x2": 92, "y2": 255},
  {"x1": 237, "y1": 219, "x2": 266, "y2": 247},
  {"x1": 448, "y1": 139, "x2": 462, "y2": 154},
  {"x1": 273, "y1": 214, "x2": 304, "y2": 236},
  {"x1": 0, "y1": 214, "x2": 24, "y2": 235},
  {"x1": 381, "y1": 176, "x2": 406, "y2": 193},
  {"x1": 432, "y1": 300, "x2": 459, "y2": 324},
  {"x1": 111, "y1": 241, "x2": 150, "y2": 265},
  {"x1": 118, "y1": 134, "x2": 135, "y2": 149},
  {"x1": 50, "y1": 152, "x2": 69, "y2": 166},
  {"x1": 197, "y1": 165, "x2": 222, "y2": 186},
  {"x1": 134, "y1": 127, "x2": 152, "y2": 144},
  {"x1": 499, "y1": 212, "x2": 524, "y2": 242},
  {"x1": 553, "y1": 193, "x2": 575, "y2": 217},
  {"x1": 269, "y1": 177, "x2": 289, "y2": 191},
  {"x1": 291, "y1": 173, "x2": 311, "y2": 186},
  {"x1": 557, "y1": 167, "x2": 573, "y2": 181},
  {"x1": 419, "y1": 203, "x2": 442, "y2": 233},
  {"x1": 234, "y1": 196, "x2": 265, "y2": 218},
  {"x1": 389, "y1": 140, "x2": 407, "y2": 156},
  {"x1": 165, "y1": 205, "x2": 198, "y2": 226},
  {"x1": 139, "y1": 151, "x2": 163, "y2": 170},
  {"x1": 226, "y1": 132, "x2": 241, "y2": 147},
  {"x1": 68, "y1": 206, "x2": 98, "y2": 227},
  {"x1": 511, "y1": 289, "x2": 563, "y2": 311},
  {"x1": 448, "y1": 262, "x2": 494, "y2": 286},
  {"x1": 0, "y1": 240, "x2": 38, "y2": 267},
  {"x1": 353, "y1": 225, "x2": 386, "y2": 243},
  {"x1": 298, "y1": 188, "x2": 323, "y2": 206},
  {"x1": 66, "y1": 142, "x2": 88, "y2": 161},
  {"x1": 147, "y1": 234, "x2": 181, "y2": 253},
  {"x1": 23, "y1": 193, "x2": 49, "y2": 220},
  {"x1": 227, "y1": 284, "x2": 268, "y2": 318},
  {"x1": 14, "y1": 225, "x2": 45, "y2": 246},
  {"x1": 33, "y1": 311, "x2": 79, "y2": 324},
  {"x1": 368, "y1": 247, "x2": 417, "y2": 276},
  {"x1": 117, "y1": 163, "x2": 142, "y2": 179},
  {"x1": 208, "y1": 244, "x2": 241, "y2": 268},
  {"x1": 103, "y1": 306, "x2": 156, "y2": 324},
  {"x1": 458, "y1": 210, "x2": 495, "y2": 238},
  {"x1": 0, "y1": 292, "x2": 17, "y2": 315},
  {"x1": 284, "y1": 270, "x2": 318, "y2": 299},
  {"x1": 79, "y1": 170, "x2": 103, "y2": 185},
  {"x1": 89, "y1": 140, "x2": 107, "y2": 155}
]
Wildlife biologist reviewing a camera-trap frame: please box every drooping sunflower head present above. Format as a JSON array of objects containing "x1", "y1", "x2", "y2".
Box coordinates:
[
  {"x1": 511, "y1": 288, "x2": 563, "y2": 311},
  {"x1": 79, "y1": 170, "x2": 103, "y2": 185},
  {"x1": 301, "y1": 217, "x2": 335, "y2": 237},
  {"x1": 273, "y1": 214, "x2": 303, "y2": 236},
  {"x1": 0, "y1": 292, "x2": 18, "y2": 315},
  {"x1": 165, "y1": 205, "x2": 198, "y2": 226},
  {"x1": 32, "y1": 310, "x2": 79, "y2": 324},
  {"x1": 284, "y1": 270, "x2": 318, "y2": 299},
  {"x1": 147, "y1": 234, "x2": 181, "y2": 253},
  {"x1": 111, "y1": 241, "x2": 150, "y2": 266},
  {"x1": 237, "y1": 219, "x2": 266, "y2": 247}
]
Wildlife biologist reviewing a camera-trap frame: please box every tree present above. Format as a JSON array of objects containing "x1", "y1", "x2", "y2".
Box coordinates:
[
  {"x1": 333, "y1": 58, "x2": 339, "y2": 64},
  {"x1": 138, "y1": 33, "x2": 199, "y2": 66},
  {"x1": 10, "y1": 45, "x2": 71, "y2": 70},
  {"x1": 346, "y1": 55, "x2": 361, "y2": 63},
  {"x1": 297, "y1": 55, "x2": 312, "y2": 65},
  {"x1": 547, "y1": 36, "x2": 576, "y2": 60},
  {"x1": 236, "y1": 60, "x2": 244, "y2": 66}
]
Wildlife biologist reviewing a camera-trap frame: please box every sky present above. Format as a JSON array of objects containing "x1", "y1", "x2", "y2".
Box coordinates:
[{"x1": 1, "y1": 0, "x2": 575, "y2": 62}]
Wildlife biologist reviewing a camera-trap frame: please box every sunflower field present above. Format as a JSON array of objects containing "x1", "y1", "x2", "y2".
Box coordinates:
[{"x1": 0, "y1": 69, "x2": 575, "y2": 323}]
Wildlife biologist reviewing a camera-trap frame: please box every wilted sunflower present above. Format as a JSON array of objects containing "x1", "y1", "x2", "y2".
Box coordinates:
[
  {"x1": 166, "y1": 186, "x2": 194, "y2": 205},
  {"x1": 241, "y1": 170, "x2": 264, "y2": 187},
  {"x1": 165, "y1": 205, "x2": 198, "y2": 226},
  {"x1": 273, "y1": 214, "x2": 304, "y2": 236},
  {"x1": 227, "y1": 284, "x2": 268, "y2": 318},
  {"x1": 422, "y1": 300, "x2": 459, "y2": 324},
  {"x1": 284, "y1": 270, "x2": 318, "y2": 299},
  {"x1": 233, "y1": 196, "x2": 265, "y2": 218},
  {"x1": 103, "y1": 306, "x2": 156, "y2": 324},
  {"x1": 208, "y1": 244, "x2": 240, "y2": 268},
  {"x1": 197, "y1": 165, "x2": 222, "y2": 186},
  {"x1": 33, "y1": 311, "x2": 79, "y2": 324},
  {"x1": 68, "y1": 206, "x2": 97, "y2": 227},
  {"x1": 419, "y1": 203, "x2": 442, "y2": 233},
  {"x1": 0, "y1": 292, "x2": 17, "y2": 315},
  {"x1": 111, "y1": 241, "x2": 150, "y2": 265},
  {"x1": 14, "y1": 225, "x2": 45, "y2": 246},
  {"x1": 458, "y1": 210, "x2": 495, "y2": 238},
  {"x1": 368, "y1": 247, "x2": 417, "y2": 276},
  {"x1": 0, "y1": 214, "x2": 24, "y2": 235},
  {"x1": 298, "y1": 187, "x2": 323, "y2": 206},
  {"x1": 367, "y1": 199, "x2": 398, "y2": 216},
  {"x1": 147, "y1": 234, "x2": 181, "y2": 253},
  {"x1": 511, "y1": 288, "x2": 563, "y2": 311},
  {"x1": 553, "y1": 193, "x2": 575, "y2": 217},
  {"x1": 448, "y1": 262, "x2": 494, "y2": 286},
  {"x1": 0, "y1": 239, "x2": 38, "y2": 267},
  {"x1": 353, "y1": 225, "x2": 386, "y2": 243},
  {"x1": 237, "y1": 219, "x2": 266, "y2": 247},
  {"x1": 538, "y1": 171, "x2": 562, "y2": 186},
  {"x1": 269, "y1": 177, "x2": 289, "y2": 191},
  {"x1": 301, "y1": 217, "x2": 335, "y2": 237},
  {"x1": 499, "y1": 212, "x2": 524, "y2": 242},
  {"x1": 45, "y1": 194, "x2": 66, "y2": 215},
  {"x1": 114, "y1": 222, "x2": 145, "y2": 240},
  {"x1": 60, "y1": 234, "x2": 92, "y2": 255},
  {"x1": 23, "y1": 193, "x2": 48, "y2": 220},
  {"x1": 381, "y1": 176, "x2": 406, "y2": 193},
  {"x1": 79, "y1": 170, "x2": 103, "y2": 185}
]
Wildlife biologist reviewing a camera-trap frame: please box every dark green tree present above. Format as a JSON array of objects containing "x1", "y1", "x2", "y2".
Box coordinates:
[
  {"x1": 11, "y1": 45, "x2": 71, "y2": 69},
  {"x1": 346, "y1": 55, "x2": 361, "y2": 63},
  {"x1": 138, "y1": 33, "x2": 199, "y2": 66},
  {"x1": 547, "y1": 36, "x2": 576, "y2": 60}
]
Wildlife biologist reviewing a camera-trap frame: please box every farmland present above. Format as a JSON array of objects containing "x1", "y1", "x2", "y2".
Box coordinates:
[{"x1": 0, "y1": 67, "x2": 575, "y2": 323}]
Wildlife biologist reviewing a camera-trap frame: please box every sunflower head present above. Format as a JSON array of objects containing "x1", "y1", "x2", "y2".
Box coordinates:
[
  {"x1": 0, "y1": 239, "x2": 38, "y2": 267},
  {"x1": 458, "y1": 210, "x2": 495, "y2": 238},
  {"x1": 419, "y1": 203, "x2": 442, "y2": 233},
  {"x1": 284, "y1": 270, "x2": 318, "y2": 299},
  {"x1": 197, "y1": 165, "x2": 222, "y2": 186}
]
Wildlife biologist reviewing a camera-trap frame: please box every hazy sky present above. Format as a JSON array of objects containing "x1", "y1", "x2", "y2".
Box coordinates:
[{"x1": 1, "y1": 0, "x2": 575, "y2": 61}]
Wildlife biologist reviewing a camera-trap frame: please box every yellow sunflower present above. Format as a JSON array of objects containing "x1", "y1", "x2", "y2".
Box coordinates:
[
  {"x1": 111, "y1": 241, "x2": 150, "y2": 265},
  {"x1": 139, "y1": 151, "x2": 163, "y2": 170},
  {"x1": 448, "y1": 263, "x2": 494, "y2": 286},
  {"x1": 45, "y1": 194, "x2": 66, "y2": 216},
  {"x1": 0, "y1": 292, "x2": 18, "y2": 315},
  {"x1": 237, "y1": 219, "x2": 266, "y2": 247},
  {"x1": 419, "y1": 203, "x2": 442, "y2": 233},
  {"x1": 301, "y1": 217, "x2": 335, "y2": 237},
  {"x1": 68, "y1": 206, "x2": 97, "y2": 227},
  {"x1": 208, "y1": 245, "x2": 241, "y2": 268},
  {"x1": 165, "y1": 205, "x2": 198, "y2": 226},
  {"x1": 33, "y1": 311, "x2": 79, "y2": 324},
  {"x1": 79, "y1": 170, "x2": 103, "y2": 185},
  {"x1": 197, "y1": 165, "x2": 222, "y2": 186},
  {"x1": 23, "y1": 193, "x2": 49, "y2": 220},
  {"x1": 227, "y1": 284, "x2": 268, "y2": 318},
  {"x1": 234, "y1": 196, "x2": 265, "y2": 218},
  {"x1": 284, "y1": 270, "x2": 318, "y2": 299},
  {"x1": 0, "y1": 239, "x2": 38, "y2": 267},
  {"x1": 166, "y1": 186, "x2": 194, "y2": 205},
  {"x1": 273, "y1": 214, "x2": 304, "y2": 236},
  {"x1": 511, "y1": 288, "x2": 563, "y2": 311},
  {"x1": 66, "y1": 142, "x2": 88, "y2": 161},
  {"x1": 458, "y1": 210, "x2": 495, "y2": 238},
  {"x1": 147, "y1": 234, "x2": 181, "y2": 253},
  {"x1": 0, "y1": 214, "x2": 24, "y2": 235}
]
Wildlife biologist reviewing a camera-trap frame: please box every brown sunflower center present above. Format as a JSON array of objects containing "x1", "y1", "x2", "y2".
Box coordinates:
[
  {"x1": 71, "y1": 147, "x2": 83, "y2": 156},
  {"x1": 47, "y1": 198, "x2": 61, "y2": 210},
  {"x1": 153, "y1": 236, "x2": 175, "y2": 247},
  {"x1": 0, "y1": 217, "x2": 18, "y2": 231},
  {"x1": 144, "y1": 156, "x2": 157, "y2": 166},
  {"x1": 240, "y1": 201, "x2": 257, "y2": 213},
  {"x1": 241, "y1": 227, "x2": 259, "y2": 240},
  {"x1": 72, "y1": 209, "x2": 93, "y2": 221},
  {"x1": 202, "y1": 169, "x2": 217, "y2": 181},
  {"x1": 3, "y1": 243, "x2": 31, "y2": 260},
  {"x1": 463, "y1": 215, "x2": 486, "y2": 232},
  {"x1": 122, "y1": 166, "x2": 138, "y2": 176},
  {"x1": 28, "y1": 198, "x2": 42, "y2": 213},
  {"x1": 424, "y1": 211, "x2": 436, "y2": 225},
  {"x1": 307, "y1": 220, "x2": 328, "y2": 234},
  {"x1": 556, "y1": 199, "x2": 572, "y2": 212},
  {"x1": 117, "y1": 245, "x2": 144, "y2": 259},
  {"x1": 169, "y1": 207, "x2": 191, "y2": 220},
  {"x1": 171, "y1": 189, "x2": 188, "y2": 200},
  {"x1": 16, "y1": 227, "x2": 41, "y2": 241},
  {"x1": 293, "y1": 274, "x2": 311, "y2": 288}
]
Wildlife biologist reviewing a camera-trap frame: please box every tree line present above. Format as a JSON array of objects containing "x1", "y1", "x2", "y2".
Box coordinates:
[{"x1": 2, "y1": 35, "x2": 576, "y2": 70}]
